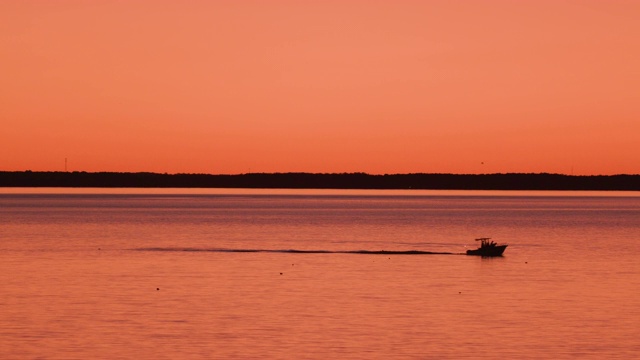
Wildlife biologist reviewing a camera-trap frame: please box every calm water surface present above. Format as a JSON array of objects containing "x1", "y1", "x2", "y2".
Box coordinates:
[{"x1": 1, "y1": 189, "x2": 639, "y2": 359}]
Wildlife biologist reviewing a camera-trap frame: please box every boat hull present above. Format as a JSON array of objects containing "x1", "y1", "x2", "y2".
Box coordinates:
[{"x1": 466, "y1": 244, "x2": 507, "y2": 257}]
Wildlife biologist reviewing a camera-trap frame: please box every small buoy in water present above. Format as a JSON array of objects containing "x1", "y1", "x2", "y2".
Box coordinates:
[
  {"x1": 280, "y1": 273, "x2": 283, "y2": 275},
  {"x1": 157, "y1": 288, "x2": 160, "y2": 291},
  {"x1": 525, "y1": 262, "x2": 528, "y2": 264}
]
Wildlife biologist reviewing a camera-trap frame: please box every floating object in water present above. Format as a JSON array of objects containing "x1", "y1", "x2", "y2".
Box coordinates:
[{"x1": 466, "y1": 238, "x2": 507, "y2": 257}]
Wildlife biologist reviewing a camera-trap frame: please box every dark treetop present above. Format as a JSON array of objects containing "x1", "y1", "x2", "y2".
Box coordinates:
[{"x1": 1, "y1": 171, "x2": 638, "y2": 190}]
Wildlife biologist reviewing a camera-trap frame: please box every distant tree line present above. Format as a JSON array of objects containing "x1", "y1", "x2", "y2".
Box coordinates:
[{"x1": 0, "y1": 171, "x2": 638, "y2": 190}]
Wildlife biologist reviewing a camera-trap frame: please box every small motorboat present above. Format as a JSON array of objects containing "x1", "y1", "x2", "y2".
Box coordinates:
[{"x1": 466, "y1": 237, "x2": 507, "y2": 257}]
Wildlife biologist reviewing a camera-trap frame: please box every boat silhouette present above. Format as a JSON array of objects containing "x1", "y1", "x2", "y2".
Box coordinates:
[{"x1": 466, "y1": 238, "x2": 507, "y2": 257}]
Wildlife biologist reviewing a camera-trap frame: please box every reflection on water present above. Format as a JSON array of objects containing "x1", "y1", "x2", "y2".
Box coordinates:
[{"x1": 1, "y1": 190, "x2": 639, "y2": 359}]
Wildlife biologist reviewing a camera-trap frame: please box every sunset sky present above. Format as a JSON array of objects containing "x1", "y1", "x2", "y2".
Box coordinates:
[{"x1": 1, "y1": 1, "x2": 638, "y2": 175}]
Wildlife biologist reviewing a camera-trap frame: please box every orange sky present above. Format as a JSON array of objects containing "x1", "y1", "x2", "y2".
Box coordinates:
[{"x1": 1, "y1": 1, "x2": 638, "y2": 175}]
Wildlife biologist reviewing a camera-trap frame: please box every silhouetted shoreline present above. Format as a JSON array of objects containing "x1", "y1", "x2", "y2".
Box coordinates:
[{"x1": 1, "y1": 171, "x2": 638, "y2": 190}]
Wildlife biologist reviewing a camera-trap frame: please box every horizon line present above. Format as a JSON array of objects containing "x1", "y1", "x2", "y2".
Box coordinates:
[{"x1": 3, "y1": 170, "x2": 639, "y2": 177}]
